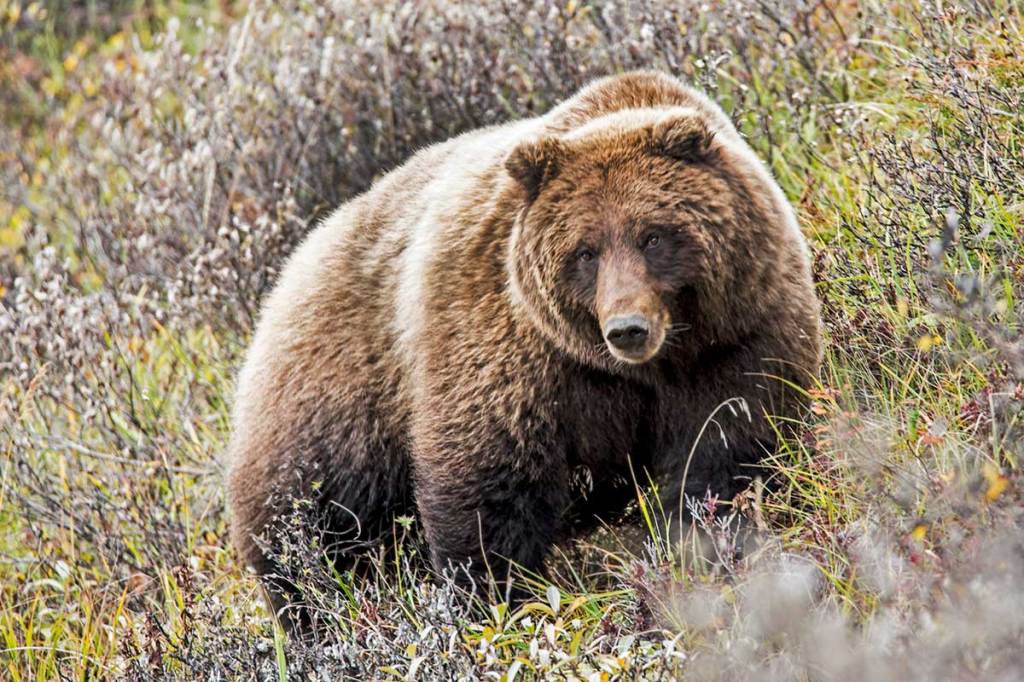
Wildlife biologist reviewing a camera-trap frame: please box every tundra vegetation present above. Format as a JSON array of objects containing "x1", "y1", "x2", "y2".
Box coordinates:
[{"x1": 1, "y1": 1, "x2": 1022, "y2": 679}]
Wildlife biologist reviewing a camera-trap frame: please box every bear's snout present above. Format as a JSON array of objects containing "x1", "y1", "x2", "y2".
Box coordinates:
[
  {"x1": 595, "y1": 253, "x2": 669, "y2": 364},
  {"x1": 604, "y1": 315, "x2": 650, "y2": 353},
  {"x1": 601, "y1": 309, "x2": 666, "y2": 363}
]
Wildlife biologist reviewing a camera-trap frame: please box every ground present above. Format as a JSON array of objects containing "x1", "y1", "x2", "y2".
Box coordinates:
[{"x1": 1, "y1": 1, "x2": 1022, "y2": 680}]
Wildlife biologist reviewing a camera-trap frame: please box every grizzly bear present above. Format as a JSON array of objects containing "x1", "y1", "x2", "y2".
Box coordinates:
[{"x1": 225, "y1": 71, "x2": 822, "y2": 631}]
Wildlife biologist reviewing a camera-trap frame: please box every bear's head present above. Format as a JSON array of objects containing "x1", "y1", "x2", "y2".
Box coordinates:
[{"x1": 506, "y1": 107, "x2": 764, "y2": 371}]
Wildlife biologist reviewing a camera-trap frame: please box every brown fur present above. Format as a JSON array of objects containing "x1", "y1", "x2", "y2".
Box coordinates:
[{"x1": 225, "y1": 71, "x2": 822, "y2": 630}]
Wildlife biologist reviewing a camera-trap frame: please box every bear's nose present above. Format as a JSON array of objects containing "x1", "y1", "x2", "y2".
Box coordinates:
[{"x1": 604, "y1": 315, "x2": 650, "y2": 352}]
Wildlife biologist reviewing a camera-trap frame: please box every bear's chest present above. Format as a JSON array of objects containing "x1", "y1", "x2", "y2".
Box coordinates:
[{"x1": 556, "y1": 369, "x2": 655, "y2": 472}]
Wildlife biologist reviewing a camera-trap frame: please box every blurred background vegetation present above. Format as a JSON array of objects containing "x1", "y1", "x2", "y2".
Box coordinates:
[
  {"x1": 1, "y1": 0, "x2": 1022, "y2": 679},
  {"x1": 1, "y1": 0, "x2": 243, "y2": 268}
]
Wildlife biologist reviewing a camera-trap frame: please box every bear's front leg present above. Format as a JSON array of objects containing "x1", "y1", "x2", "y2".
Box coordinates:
[{"x1": 412, "y1": 405, "x2": 570, "y2": 594}]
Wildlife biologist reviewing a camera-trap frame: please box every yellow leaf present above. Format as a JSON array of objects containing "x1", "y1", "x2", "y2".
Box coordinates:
[
  {"x1": 0, "y1": 227, "x2": 23, "y2": 249},
  {"x1": 80, "y1": 271, "x2": 103, "y2": 290},
  {"x1": 41, "y1": 76, "x2": 59, "y2": 97},
  {"x1": 986, "y1": 477, "x2": 1008, "y2": 502},
  {"x1": 66, "y1": 92, "x2": 83, "y2": 114},
  {"x1": 983, "y1": 463, "x2": 1009, "y2": 502}
]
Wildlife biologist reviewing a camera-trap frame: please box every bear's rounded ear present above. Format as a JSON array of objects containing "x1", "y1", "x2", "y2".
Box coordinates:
[
  {"x1": 651, "y1": 115, "x2": 714, "y2": 162},
  {"x1": 505, "y1": 137, "x2": 565, "y2": 201}
]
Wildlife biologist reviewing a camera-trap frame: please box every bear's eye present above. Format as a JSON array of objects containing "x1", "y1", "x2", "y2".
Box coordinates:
[
  {"x1": 576, "y1": 247, "x2": 596, "y2": 263},
  {"x1": 643, "y1": 233, "x2": 661, "y2": 250}
]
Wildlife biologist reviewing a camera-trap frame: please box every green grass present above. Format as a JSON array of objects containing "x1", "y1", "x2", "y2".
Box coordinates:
[{"x1": 2, "y1": 0, "x2": 1023, "y2": 679}]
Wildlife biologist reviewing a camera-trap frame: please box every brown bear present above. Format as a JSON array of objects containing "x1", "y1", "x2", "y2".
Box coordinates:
[{"x1": 225, "y1": 71, "x2": 822, "y2": 631}]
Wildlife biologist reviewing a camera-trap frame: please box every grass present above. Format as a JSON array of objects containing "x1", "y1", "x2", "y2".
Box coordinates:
[{"x1": 2, "y1": 0, "x2": 1023, "y2": 679}]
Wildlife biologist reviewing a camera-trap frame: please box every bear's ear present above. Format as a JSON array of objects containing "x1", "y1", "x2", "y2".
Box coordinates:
[
  {"x1": 505, "y1": 137, "x2": 565, "y2": 201},
  {"x1": 651, "y1": 115, "x2": 714, "y2": 162}
]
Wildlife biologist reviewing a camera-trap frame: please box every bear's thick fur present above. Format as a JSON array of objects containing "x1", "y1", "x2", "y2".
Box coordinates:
[{"x1": 226, "y1": 71, "x2": 822, "y2": 630}]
